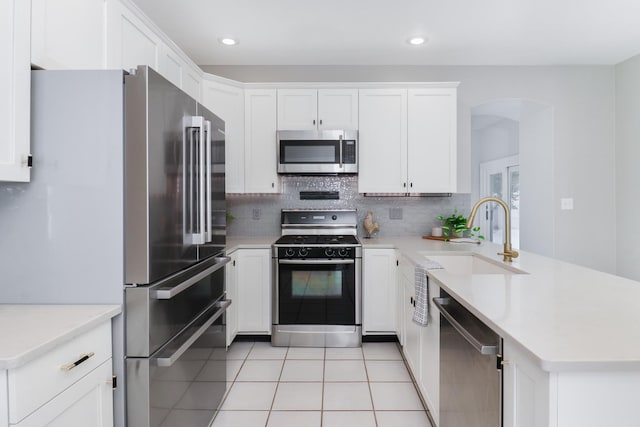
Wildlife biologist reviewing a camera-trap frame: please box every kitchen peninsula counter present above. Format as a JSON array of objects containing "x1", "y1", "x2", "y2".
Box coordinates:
[
  {"x1": 0, "y1": 304, "x2": 121, "y2": 370},
  {"x1": 363, "y1": 236, "x2": 640, "y2": 372}
]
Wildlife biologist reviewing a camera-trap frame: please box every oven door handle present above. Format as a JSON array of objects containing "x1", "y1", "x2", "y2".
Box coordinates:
[
  {"x1": 156, "y1": 299, "x2": 231, "y2": 367},
  {"x1": 153, "y1": 256, "x2": 231, "y2": 300},
  {"x1": 278, "y1": 259, "x2": 355, "y2": 265}
]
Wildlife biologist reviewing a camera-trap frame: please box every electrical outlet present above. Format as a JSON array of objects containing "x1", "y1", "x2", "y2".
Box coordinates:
[
  {"x1": 389, "y1": 208, "x2": 403, "y2": 220},
  {"x1": 560, "y1": 198, "x2": 574, "y2": 210},
  {"x1": 252, "y1": 208, "x2": 261, "y2": 220}
]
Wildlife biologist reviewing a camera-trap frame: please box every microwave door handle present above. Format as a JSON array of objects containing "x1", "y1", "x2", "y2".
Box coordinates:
[
  {"x1": 205, "y1": 120, "x2": 212, "y2": 243},
  {"x1": 339, "y1": 134, "x2": 343, "y2": 169}
]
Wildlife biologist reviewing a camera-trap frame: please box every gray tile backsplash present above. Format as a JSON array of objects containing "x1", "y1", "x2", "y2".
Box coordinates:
[{"x1": 227, "y1": 176, "x2": 471, "y2": 238}]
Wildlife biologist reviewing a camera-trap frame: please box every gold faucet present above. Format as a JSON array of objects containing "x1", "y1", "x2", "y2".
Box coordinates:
[{"x1": 466, "y1": 197, "x2": 519, "y2": 262}]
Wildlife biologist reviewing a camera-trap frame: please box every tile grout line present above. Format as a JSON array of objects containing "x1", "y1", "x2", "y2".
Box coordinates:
[
  {"x1": 263, "y1": 346, "x2": 288, "y2": 427},
  {"x1": 362, "y1": 344, "x2": 380, "y2": 427}
]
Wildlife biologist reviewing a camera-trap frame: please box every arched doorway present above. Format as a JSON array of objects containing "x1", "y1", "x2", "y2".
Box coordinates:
[{"x1": 471, "y1": 99, "x2": 554, "y2": 257}]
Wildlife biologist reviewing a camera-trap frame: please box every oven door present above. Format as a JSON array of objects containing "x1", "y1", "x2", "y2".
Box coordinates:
[{"x1": 276, "y1": 258, "x2": 359, "y2": 325}]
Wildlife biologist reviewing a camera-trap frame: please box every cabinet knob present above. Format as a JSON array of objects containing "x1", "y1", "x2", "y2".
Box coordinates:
[
  {"x1": 410, "y1": 183, "x2": 413, "y2": 188},
  {"x1": 313, "y1": 119, "x2": 316, "y2": 125},
  {"x1": 319, "y1": 119, "x2": 323, "y2": 125},
  {"x1": 403, "y1": 182, "x2": 407, "y2": 188},
  {"x1": 272, "y1": 182, "x2": 275, "y2": 188}
]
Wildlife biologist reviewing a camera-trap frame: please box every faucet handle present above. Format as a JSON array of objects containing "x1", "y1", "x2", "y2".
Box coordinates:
[{"x1": 498, "y1": 249, "x2": 519, "y2": 262}]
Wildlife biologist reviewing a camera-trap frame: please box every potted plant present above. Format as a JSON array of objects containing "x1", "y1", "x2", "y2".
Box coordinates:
[{"x1": 437, "y1": 209, "x2": 484, "y2": 240}]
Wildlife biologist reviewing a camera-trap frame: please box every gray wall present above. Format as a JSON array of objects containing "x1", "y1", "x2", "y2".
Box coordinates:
[
  {"x1": 616, "y1": 54, "x2": 640, "y2": 280},
  {"x1": 227, "y1": 175, "x2": 470, "y2": 239},
  {"x1": 205, "y1": 65, "x2": 617, "y2": 273}
]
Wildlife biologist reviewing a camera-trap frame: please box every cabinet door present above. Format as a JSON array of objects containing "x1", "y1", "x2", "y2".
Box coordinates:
[
  {"x1": 106, "y1": 0, "x2": 161, "y2": 72},
  {"x1": 0, "y1": 0, "x2": 30, "y2": 182},
  {"x1": 225, "y1": 252, "x2": 239, "y2": 346},
  {"x1": 202, "y1": 79, "x2": 245, "y2": 193},
  {"x1": 236, "y1": 249, "x2": 272, "y2": 334},
  {"x1": 277, "y1": 89, "x2": 318, "y2": 130},
  {"x1": 419, "y1": 278, "x2": 440, "y2": 422},
  {"x1": 408, "y1": 88, "x2": 457, "y2": 192},
  {"x1": 31, "y1": 0, "x2": 106, "y2": 70},
  {"x1": 13, "y1": 360, "x2": 113, "y2": 427},
  {"x1": 358, "y1": 89, "x2": 407, "y2": 193},
  {"x1": 401, "y1": 274, "x2": 420, "y2": 375},
  {"x1": 318, "y1": 89, "x2": 358, "y2": 130},
  {"x1": 362, "y1": 248, "x2": 397, "y2": 334},
  {"x1": 502, "y1": 340, "x2": 551, "y2": 427},
  {"x1": 245, "y1": 89, "x2": 279, "y2": 193},
  {"x1": 157, "y1": 46, "x2": 202, "y2": 101}
]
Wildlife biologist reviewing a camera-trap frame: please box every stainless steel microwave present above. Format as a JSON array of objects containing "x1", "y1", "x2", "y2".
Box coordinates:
[{"x1": 277, "y1": 130, "x2": 358, "y2": 174}]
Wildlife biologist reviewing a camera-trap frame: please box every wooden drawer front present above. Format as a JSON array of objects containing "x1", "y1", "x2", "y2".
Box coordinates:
[{"x1": 8, "y1": 321, "x2": 112, "y2": 424}]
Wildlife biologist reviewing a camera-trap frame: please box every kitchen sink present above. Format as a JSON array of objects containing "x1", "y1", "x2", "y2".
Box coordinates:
[{"x1": 419, "y1": 253, "x2": 526, "y2": 275}]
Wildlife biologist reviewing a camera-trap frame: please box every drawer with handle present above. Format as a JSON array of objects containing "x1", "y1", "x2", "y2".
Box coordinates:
[{"x1": 7, "y1": 321, "x2": 112, "y2": 424}]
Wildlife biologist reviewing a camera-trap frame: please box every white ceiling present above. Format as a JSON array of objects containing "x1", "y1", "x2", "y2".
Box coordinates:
[{"x1": 131, "y1": 0, "x2": 640, "y2": 66}]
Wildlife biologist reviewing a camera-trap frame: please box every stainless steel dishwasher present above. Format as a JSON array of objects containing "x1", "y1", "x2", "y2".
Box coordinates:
[{"x1": 434, "y1": 290, "x2": 502, "y2": 427}]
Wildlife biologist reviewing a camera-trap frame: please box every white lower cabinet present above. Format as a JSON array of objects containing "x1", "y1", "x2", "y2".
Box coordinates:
[
  {"x1": 400, "y1": 269, "x2": 420, "y2": 376},
  {"x1": 362, "y1": 248, "x2": 397, "y2": 334},
  {"x1": 0, "y1": 321, "x2": 114, "y2": 427},
  {"x1": 502, "y1": 341, "x2": 551, "y2": 427},
  {"x1": 397, "y1": 255, "x2": 440, "y2": 424},
  {"x1": 235, "y1": 248, "x2": 272, "y2": 334},
  {"x1": 419, "y1": 279, "x2": 440, "y2": 423}
]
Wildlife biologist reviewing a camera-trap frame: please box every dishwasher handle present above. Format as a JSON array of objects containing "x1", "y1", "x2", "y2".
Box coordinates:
[{"x1": 433, "y1": 297, "x2": 498, "y2": 355}]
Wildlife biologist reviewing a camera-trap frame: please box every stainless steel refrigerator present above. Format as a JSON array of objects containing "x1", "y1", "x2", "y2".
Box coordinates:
[{"x1": 0, "y1": 66, "x2": 229, "y2": 427}]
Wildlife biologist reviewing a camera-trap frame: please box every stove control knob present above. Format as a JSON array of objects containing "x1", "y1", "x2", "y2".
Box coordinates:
[
  {"x1": 338, "y1": 248, "x2": 349, "y2": 257},
  {"x1": 325, "y1": 248, "x2": 336, "y2": 257},
  {"x1": 298, "y1": 248, "x2": 309, "y2": 257},
  {"x1": 332, "y1": 215, "x2": 338, "y2": 221},
  {"x1": 285, "y1": 248, "x2": 295, "y2": 257}
]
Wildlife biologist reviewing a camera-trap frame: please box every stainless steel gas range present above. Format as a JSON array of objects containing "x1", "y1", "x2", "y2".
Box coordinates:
[{"x1": 272, "y1": 209, "x2": 362, "y2": 347}]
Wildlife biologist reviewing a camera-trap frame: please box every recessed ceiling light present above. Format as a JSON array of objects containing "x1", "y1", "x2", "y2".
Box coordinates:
[
  {"x1": 219, "y1": 37, "x2": 238, "y2": 46},
  {"x1": 408, "y1": 37, "x2": 426, "y2": 46}
]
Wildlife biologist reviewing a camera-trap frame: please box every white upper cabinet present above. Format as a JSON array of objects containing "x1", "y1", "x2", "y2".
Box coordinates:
[
  {"x1": 106, "y1": 0, "x2": 202, "y2": 98},
  {"x1": 277, "y1": 89, "x2": 358, "y2": 130},
  {"x1": 158, "y1": 45, "x2": 202, "y2": 101},
  {"x1": 31, "y1": 0, "x2": 106, "y2": 70},
  {"x1": 106, "y1": 0, "x2": 161, "y2": 72},
  {"x1": 408, "y1": 88, "x2": 457, "y2": 193},
  {"x1": 201, "y1": 78, "x2": 245, "y2": 193},
  {"x1": 0, "y1": 0, "x2": 31, "y2": 182},
  {"x1": 358, "y1": 86, "x2": 458, "y2": 193},
  {"x1": 245, "y1": 89, "x2": 279, "y2": 193},
  {"x1": 358, "y1": 89, "x2": 408, "y2": 193}
]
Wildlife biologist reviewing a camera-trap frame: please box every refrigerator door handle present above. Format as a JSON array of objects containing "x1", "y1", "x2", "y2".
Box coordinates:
[
  {"x1": 205, "y1": 119, "x2": 212, "y2": 243},
  {"x1": 186, "y1": 116, "x2": 206, "y2": 245},
  {"x1": 153, "y1": 256, "x2": 231, "y2": 300},
  {"x1": 155, "y1": 299, "x2": 232, "y2": 367}
]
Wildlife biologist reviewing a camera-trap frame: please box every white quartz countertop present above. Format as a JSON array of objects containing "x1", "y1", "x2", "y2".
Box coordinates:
[
  {"x1": 363, "y1": 237, "x2": 640, "y2": 372},
  {"x1": 226, "y1": 236, "x2": 278, "y2": 252},
  {"x1": 227, "y1": 235, "x2": 640, "y2": 370},
  {"x1": 0, "y1": 304, "x2": 121, "y2": 370}
]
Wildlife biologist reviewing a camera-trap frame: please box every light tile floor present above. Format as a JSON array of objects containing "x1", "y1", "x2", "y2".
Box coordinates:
[{"x1": 211, "y1": 340, "x2": 433, "y2": 427}]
